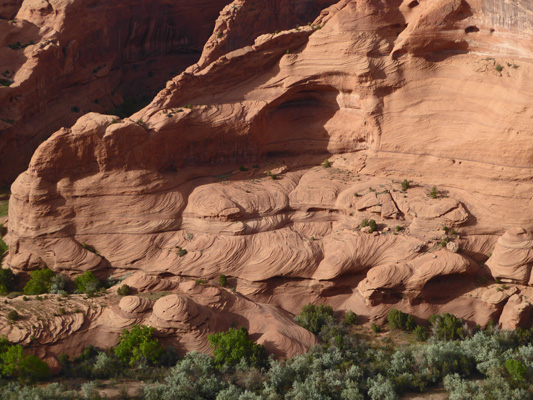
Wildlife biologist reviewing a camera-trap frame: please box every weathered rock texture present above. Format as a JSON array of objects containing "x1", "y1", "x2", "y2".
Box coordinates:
[
  {"x1": 0, "y1": 0, "x2": 336, "y2": 185},
  {"x1": 4, "y1": 0, "x2": 533, "y2": 356}
]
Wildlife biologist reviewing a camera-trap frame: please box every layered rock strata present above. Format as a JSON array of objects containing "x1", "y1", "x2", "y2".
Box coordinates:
[{"x1": 4, "y1": 0, "x2": 533, "y2": 355}]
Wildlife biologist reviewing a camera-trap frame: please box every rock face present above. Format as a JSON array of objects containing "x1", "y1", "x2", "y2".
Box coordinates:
[
  {"x1": 5, "y1": 0, "x2": 533, "y2": 356},
  {"x1": 486, "y1": 228, "x2": 533, "y2": 284},
  {"x1": 0, "y1": 0, "x2": 335, "y2": 185}
]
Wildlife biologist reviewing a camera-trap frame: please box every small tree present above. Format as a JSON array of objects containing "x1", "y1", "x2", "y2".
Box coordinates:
[
  {"x1": 414, "y1": 325, "x2": 428, "y2": 341},
  {"x1": 23, "y1": 268, "x2": 55, "y2": 295},
  {"x1": 387, "y1": 309, "x2": 416, "y2": 331},
  {"x1": 0, "y1": 268, "x2": 17, "y2": 295},
  {"x1": 429, "y1": 313, "x2": 465, "y2": 340},
  {"x1": 74, "y1": 271, "x2": 102, "y2": 295},
  {"x1": 7, "y1": 311, "x2": 18, "y2": 322},
  {"x1": 113, "y1": 325, "x2": 163, "y2": 367},
  {"x1": 49, "y1": 273, "x2": 70, "y2": 294},
  {"x1": 344, "y1": 310, "x2": 358, "y2": 325},
  {"x1": 368, "y1": 219, "x2": 377, "y2": 233},
  {"x1": 295, "y1": 303, "x2": 335, "y2": 335},
  {"x1": 505, "y1": 359, "x2": 528, "y2": 384},
  {"x1": 0, "y1": 344, "x2": 49, "y2": 382},
  {"x1": 117, "y1": 284, "x2": 132, "y2": 296},
  {"x1": 208, "y1": 327, "x2": 266, "y2": 368}
]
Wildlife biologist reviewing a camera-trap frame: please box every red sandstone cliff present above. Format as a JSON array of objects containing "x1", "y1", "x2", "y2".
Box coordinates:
[
  {"x1": 3, "y1": 0, "x2": 533, "y2": 357},
  {"x1": 0, "y1": 0, "x2": 333, "y2": 185}
]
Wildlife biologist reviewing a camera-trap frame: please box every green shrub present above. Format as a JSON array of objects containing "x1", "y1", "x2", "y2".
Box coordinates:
[
  {"x1": 361, "y1": 219, "x2": 369, "y2": 228},
  {"x1": 113, "y1": 325, "x2": 163, "y2": 367},
  {"x1": 495, "y1": 63, "x2": 503, "y2": 72},
  {"x1": 295, "y1": 303, "x2": 335, "y2": 335},
  {"x1": 388, "y1": 309, "x2": 416, "y2": 331},
  {"x1": 0, "y1": 237, "x2": 8, "y2": 262},
  {"x1": 0, "y1": 344, "x2": 49, "y2": 383},
  {"x1": 371, "y1": 323, "x2": 381, "y2": 333},
  {"x1": 143, "y1": 352, "x2": 224, "y2": 400},
  {"x1": 49, "y1": 273, "x2": 69, "y2": 294},
  {"x1": 117, "y1": 284, "x2": 131, "y2": 296},
  {"x1": 504, "y1": 359, "x2": 527, "y2": 383},
  {"x1": 0, "y1": 268, "x2": 17, "y2": 295},
  {"x1": 344, "y1": 310, "x2": 358, "y2": 325},
  {"x1": 208, "y1": 327, "x2": 266, "y2": 368},
  {"x1": 414, "y1": 325, "x2": 428, "y2": 341},
  {"x1": 401, "y1": 179, "x2": 409, "y2": 191},
  {"x1": 23, "y1": 268, "x2": 55, "y2": 295},
  {"x1": 176, "y1": 247, "x2": 188, "y2": 257},
  {"x1": 81, "y1": 243, "x2": 99, "y2": 255},
  {"x1": 429, "y1": 186, "x2": 438, "y2": 199},
  {"x1": 368, "y1": 219, "x2": 377, "y2": 233},
  {"x1": 74, "y1": 271, "x2": 102, "y2": 295},
  {"x1": 218, "y1": 274, "x2": 227, "y2": 287},
  {"x1": 322, "y1": 159, "x2": 331, "y2": 168},
  {"x1": 429, "y1": 313, "x2": 465, "y2": 341},
  {"x1": 7, "y1": 310, "x2": 18, "y2": 322}
]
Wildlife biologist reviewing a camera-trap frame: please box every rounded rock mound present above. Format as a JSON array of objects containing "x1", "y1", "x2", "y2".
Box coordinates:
[
  {"x1": 150, "y1": 294, "x2": 206, "y2": 329},
  {"x1": 118, "y1": 296, "x2": 153, "y2": 314},
  {"x1": 486, "y1": 228, "x2": 533, "y2": 284}
]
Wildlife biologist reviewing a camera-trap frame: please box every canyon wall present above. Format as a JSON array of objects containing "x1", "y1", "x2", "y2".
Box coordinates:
[
  {"x1": 0, "y1": 0, "x2": 333, "y2": 185},
  {"x1": 3, "y1": 0, "x2": 533, "y2": 356}
]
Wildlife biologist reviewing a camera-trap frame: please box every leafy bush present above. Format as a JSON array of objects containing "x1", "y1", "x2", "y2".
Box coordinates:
[
  {"x1": 218, "y1": 274, "x2": 227, "y2": 287},
  {"x1": 176, "y1": 247, "x2": 188, "y2": 257},
  {"x1": 429, "y1": 313, "x2": 465, "y2": 341},
  {"x1": 387, "y1": 309, "x2": 416, "y2": 331},
  {"x1": 368, "y1": 219, "x2": 377, "y2": 233},
  {"x1": 371, "y1": 323, "x2": 381, "y2": 333},
  {"x1": 344, "y1": 310, "x2": 358, "y2": 325},
  {"x1": 504, "y1": 359, "x2": 528, "y2": 384},
  {"x1": 23, "y1": 268, "x2": 55, "y2": 295},
  {"x1": 0, "y1": 268, "x2": 17, "y2": 295},
  {"x1": 7, "y1": 310, "x2": 18, "y2": 322},
  {"x1": 295, "y1": 303, "x2": 335, "y2": 335},
  {"x1": 113, "y1": 325, "x2": 164, "y2": 367},
  {"x1": 0, "y1": 237, "x2": 7, "y2": 263},
  {"x1": 74, "y1": 271, "x2": 102, "y2": 295},
  {"x1": 414, "y1": 325, "x2": 428, "y2": 341},
  {"x1": 401, "y1": 179, "x2": 409, "y2": 191},
  {"x1": 0, "y1": 342, "x2": 49, "y2": 383},
  {"x1": 429, "y1": 186, "x2": 438, "y2": 199},
  {"x1": 322, "y1": 159, "x2": 331, "y2": 168},
  {"x1": 208, "y1": 327, "x2": 266, "y2": 368},
  {"x1": 144, "y1": 352, "x2": 225, "y2": 400},
  {"x1": 0, "y1": 382, "x2": 78, "y2": 399},
  {"x1": 49, "y1": 273, "x2": 70, "y2": 294},
  {"x1": 117, "y1": 284, "x2": 132, "y2": 296}
]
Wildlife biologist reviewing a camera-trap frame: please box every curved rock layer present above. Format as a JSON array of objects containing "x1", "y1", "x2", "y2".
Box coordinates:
[
  {"x1": 0, "y1": 277, "x2": 318, "y2": 361},
  {"x1": 4, "y1": 0, "x2": 533, "y2": 355},
  {"x1": 0, "y1": 0, "x2": 335, "y2": 185}
]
